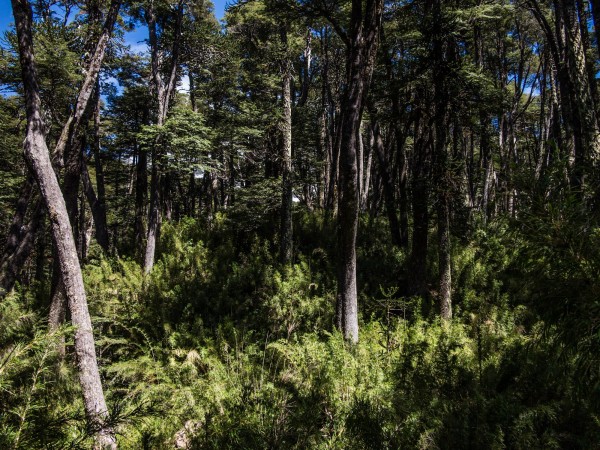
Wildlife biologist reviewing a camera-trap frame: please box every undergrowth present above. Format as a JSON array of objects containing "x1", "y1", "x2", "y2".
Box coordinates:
[{"x1": 1, "y1": 214, "x2": 599, "y2": 448}]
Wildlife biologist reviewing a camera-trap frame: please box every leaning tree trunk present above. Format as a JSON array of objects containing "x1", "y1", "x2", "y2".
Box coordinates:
[
  {"x1": 1, "y1": 0, "x2": 120, "y2": 295},
  {"x1": 11, "y1": 0, "x2": 116, "y2": 446},
  {"x1": 0, "y1": 176, "x2": 36, "y2": 296},
  {"x1": 0, "y1": 198, "x2": 43, "y2": 296}
]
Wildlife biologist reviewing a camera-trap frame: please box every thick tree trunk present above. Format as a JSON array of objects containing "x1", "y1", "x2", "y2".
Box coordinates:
[
  {"x1": 336, "y1": 77, "x2": 361, "y2": 343},
  {"x1": 11, "y1": 0, "x2": 116, "y2": 446},
  {"x1": 334, "y1": 0, "x2": 384, "y2": 343}
]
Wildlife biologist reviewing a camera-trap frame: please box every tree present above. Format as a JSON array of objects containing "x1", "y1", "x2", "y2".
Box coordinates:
[
  {"x1": 325, "y1": 0, "x2": 385, "y2": 342},
  {"x1": 10, "y1": 0, "x2": 116, "y2": 446},
  {"x1": 143, "y1": 0, "x2": 184, "y2": 273}
]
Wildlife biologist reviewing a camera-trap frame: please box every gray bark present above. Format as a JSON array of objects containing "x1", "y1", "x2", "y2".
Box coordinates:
[
  {"x1": 333, "y1": 0, "x2": 385, "y2": 343},
  {"x1": 11, "y1": 0, "x2": 116, "y2": 446},
  {"x1": 280, "y1": 35, "x2": 293, "y2": 265},
  {"x1": 143, "y1": 0, "x2": 183, "y2": 273}
]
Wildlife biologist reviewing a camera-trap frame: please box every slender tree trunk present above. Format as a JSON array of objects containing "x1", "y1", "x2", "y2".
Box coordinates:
[
  {"x1": 0, "y1": 198, "x2": 43, "y2": 296},
  {"x1": 134, "y1": 139, "x2": 147, "y2": 257},
  {"x1": 280, "y1": 29, "x2": 293, "y2": 265},
  {"x1": 372, "y1": 120, "x2": 401, "y2": 247},
  {"x1": 53, "y1": 0, "x2": 121, "y2": 164},
  {"x1": 1, "y1": 176, "x2": 34, "y2": 264},
  {"x1": 143, "y1": 0, "x2": 183, "y2": 273},
  {"x1": 144, "y1": 151, "x2": 161, "y2": 274},
  {"x1": 90, "y1": 83, "x2": 109, "y2": 251},
  {"x1": 297, "y1": 28, "x2": 312, "y2": 108},
  {"x1": 11, "y1": 0, "x2": 116, "y2": 446},
  {"x1": 432, "y1": 0, "x2": 452, "y2": 320},
  {"x1": 409, "y1": 108, "x2": 430, "y2": 298},
  {"x1": 590, "y1": 0, "x2": 600, "y2": 59},
  {"x1": 82, "y1": 163, "x2": 109, "y2": 252}
]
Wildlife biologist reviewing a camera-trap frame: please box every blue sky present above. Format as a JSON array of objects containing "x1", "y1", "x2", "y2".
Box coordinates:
[
  {"x1": 0, "y1": 0, "x2": 12, "y2": 34},
  {"x1": 0, "y1": 0, "x2": 228, "y2": 96},
  {"x1": 0, "y1": 0, "x2": 229, "y2": 38}
]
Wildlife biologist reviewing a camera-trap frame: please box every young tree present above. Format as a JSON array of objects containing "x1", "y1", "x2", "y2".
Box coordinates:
[{"x1": 143, "y1": 0, "x2": 184, "y2": 273}]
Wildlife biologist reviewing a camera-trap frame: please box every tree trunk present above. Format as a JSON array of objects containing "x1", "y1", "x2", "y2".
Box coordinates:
[
  {"x1": 590, "y1": 0, "x2": 600, "y2": 60},
  {"x1": 82, "y1": 163, "x2": 109, "y2": 252},
  {"x1": 334, "y1": 0, "x2": 384, "y2": 343},
  {"x1": 134, "y1": 139, "x2": 147, "y2": 257},
  {"x1": 409, "y1": 108, "x2": 430, "y2": 298},
  {"x1": 372, "y1": 120, "x2": 402, "y2": 247},
  {"x1": 143, "y1": 0, "x2": 183, "y2": 273},
  {"x1": 90, "y1": 83, "x2": 110, "y2": 251},
  {"x1": 11, "y1": 0, "x2": 116, "y2": 446},
  {"x1": 144, "y1": 152, "x2": 161, "y2": 274},
  {"x1": 53, "y1": 0, "x2": 121, "y2": 165},
  {"x1": 0, "y1": 198, "x2": 43, "y2": 296},
  {"x1": 280, "y1": 29, "x2": 293, "y2": 265},
  {"x1": 432, "y1": 0, "x2": 452, "y2": 320}
]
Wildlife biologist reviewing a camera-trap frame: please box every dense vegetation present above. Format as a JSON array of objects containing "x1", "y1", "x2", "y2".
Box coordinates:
[{"x1": 2, "y1": 0, "x2": 600, "y2": 448}]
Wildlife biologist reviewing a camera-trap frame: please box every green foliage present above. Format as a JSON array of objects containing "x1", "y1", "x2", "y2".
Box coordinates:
[
  {"x1": 511, "y1": 197, "x2": 600, "y2": 406},
  {"x1": 2, "y1": 216, "x2": 600, "y2": 448},
  {"x1": 0, "y1": 293, "x2": 88, "y2": 448},
  {"x1": 138, "y1": 104, "x2": 215, "y2": 173},
  {"x1": 260, "y1": 259, "x2": 334, "y2": 339},
  {"x1": 0, "y1": 96, "x2": 25, "y2": 233}
]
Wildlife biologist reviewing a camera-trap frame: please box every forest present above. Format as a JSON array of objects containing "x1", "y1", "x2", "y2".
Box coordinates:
[{"x1": 1, "y1": 0, "x2": 600, "y2": 447}]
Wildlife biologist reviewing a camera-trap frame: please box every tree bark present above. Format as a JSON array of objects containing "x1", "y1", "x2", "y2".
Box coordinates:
[
  {"x1": 53, "y1": 0, "x2": 121, "y2": 165},
  {"x1": 432, "y1": 0, "x2": 452, "y2": 320},
  {"x1": 11, "y1": 0, "x2": 116, "y2": 446},
  {"x1": 333, "y1": 0, "x2": 384, "y2": 343},
  {"x1": 0, "y1": 198, "x2": 43, "y2": 296},
  {"x1": 143, "y1": 0, "x2": 183, "y2": 273},
  {"x1": 280, "y1": 28, "x2": 293, "y2": 265},
  {"x1": 372, "y1": 119, "x2": 402, "y2": 247},
  {"x1": 409, "y1": 106, "x2": 430, "y2": 298},
  {"x1": 82, "y1": 163, "x2": 109, "y2": 252}
]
